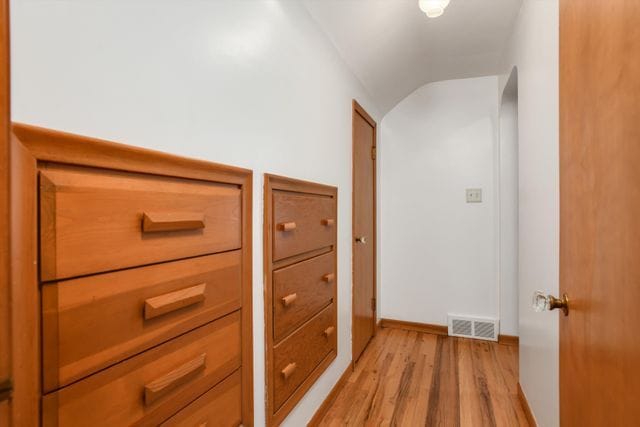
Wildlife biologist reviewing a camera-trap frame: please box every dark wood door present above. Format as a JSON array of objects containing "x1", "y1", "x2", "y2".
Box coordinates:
[
  {"x1": 0, "y1": 0, "x2": 11, "y2": 422},
  {"x1": 560, "y1": 0, "x2": 640, "y2": 424},
  {"x1": 352, "y1": 101, "x2": 376, "y2": 364}
]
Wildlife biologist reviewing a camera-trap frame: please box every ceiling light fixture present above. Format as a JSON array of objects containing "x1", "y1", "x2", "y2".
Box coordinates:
[{"x1": 418, "y1": 0, "x2": 450, "y2": 18}]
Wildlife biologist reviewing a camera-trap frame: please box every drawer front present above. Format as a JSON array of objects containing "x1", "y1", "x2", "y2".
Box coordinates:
[
  {"x1": 161, "y1": 370, "x2": 242, "y2": 427},
  {"x1": 273, "y1": 191, "x2": 336, "y2": 261},
  {"x1": 42, "y1": 251, "x2": 242, "y2": 392},
  {"x1": 273, "y1": 251, "x2": 335, "y2": 342},
  {"x1": 42, "y1": 312, "x2": 241, "y2": 427},
  {"x1": 39, "y1": 166, "x2": 242, "y2": 281},
  {"x1": 273, "y1": 304, "x2": 336, "y2": 410}
]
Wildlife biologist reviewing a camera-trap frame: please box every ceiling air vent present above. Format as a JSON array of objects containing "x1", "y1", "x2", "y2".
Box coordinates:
[{"x1": 447, "y1": 315, "x2": 499, "y2": 341}]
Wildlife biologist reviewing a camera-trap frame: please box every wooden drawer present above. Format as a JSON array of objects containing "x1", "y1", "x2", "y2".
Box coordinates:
[
  {"x1": 273, "y1": 191, "x2": 336, "y2": 261},
  {"x1": 42, "y1": 312, "x2": 241, "y2": 427},
  {"x1": 161, "y1": 370, "x2": 242, "y2": 427},
  {"x1": 39, "y1": 165, "x2": 242, "y2": 281},
  {"x1": 273, "y1": 304, "x2": 336, "y2": 411},
  {"x1": 41, "y1": 250, "x2": 242, "y2": 392},
  {"x1": 273, "y1": 251, "x2": 335, "y2": 342}
]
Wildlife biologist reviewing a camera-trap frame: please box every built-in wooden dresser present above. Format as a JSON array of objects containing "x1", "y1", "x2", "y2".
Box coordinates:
[
  {"x1": 263, "y1": 175, "x2": 337, "y2": 426},
  {"x1": 10, "y1": 123, "x2": 253, "y2": 426}
]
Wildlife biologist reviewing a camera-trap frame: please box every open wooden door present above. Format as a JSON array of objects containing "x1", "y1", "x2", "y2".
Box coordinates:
[
  {"x1": 560, "y1": 0, "x2": 640, "y2": 424},
  {"x1": 352, "y1": 100, "x2": 376, "y2": 364},
  {"x1": 0, "y1": 0, "x2": 11, "y2": 422}
]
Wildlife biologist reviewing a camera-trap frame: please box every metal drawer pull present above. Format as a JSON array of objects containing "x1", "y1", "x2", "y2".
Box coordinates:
[
  {"x1": 144, "y1": 353, "x2": 206, "y2": 405},
  {"x1": 322, "y1": 218, "x2": 335, "y2": 226},
  {"x1": 324, "y1": 326, "x2": 335, "y2": 337},
  {"x1": 322, "y1": 273, "x2": 335, "y2": 283},
  {"x1": 278, "y1": 222, "x2": 297, "y2": 232},
  {"x1": 281, "y1": 293, "x2": 298, "y2": 307},
  {"x1": 281, "y1": 362, "x2": 297, "y2": 380},
  {"x1": 144, "y1": 283, "x2": 206, "y2": 320},
  {"x1": 142, "y1": 212, "x2": 205, "y2": 233}
]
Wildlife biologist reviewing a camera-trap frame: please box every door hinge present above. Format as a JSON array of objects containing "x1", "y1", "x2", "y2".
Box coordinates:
[
  {"x1": 0, "y1": 378, "x2": 12, "y2": 402},
  {"x1": 371, "y1": 146, "x2": 376, "y2": 160},
  {"x1": 371, "y1": 298, "x2": 376, "y2": 312}
]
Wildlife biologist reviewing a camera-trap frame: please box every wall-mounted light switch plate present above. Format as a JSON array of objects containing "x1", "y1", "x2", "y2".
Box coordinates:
[{"x1": 466, "y1": 188, "x2": 482, "y2": 203}]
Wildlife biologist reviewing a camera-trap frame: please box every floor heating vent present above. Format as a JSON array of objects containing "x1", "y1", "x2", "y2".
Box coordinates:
[{"x1": 447, "y1": 315, "x2": 499, "y2": 341}]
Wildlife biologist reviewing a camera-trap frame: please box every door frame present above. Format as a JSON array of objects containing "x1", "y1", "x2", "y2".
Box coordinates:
[{"x1": 351, "y1": 99, "x2": 377, "y2": 365}]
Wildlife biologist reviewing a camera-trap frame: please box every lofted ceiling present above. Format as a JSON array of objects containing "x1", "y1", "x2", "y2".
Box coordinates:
[{"x1": 303, "y1": 0, "x2": 523, "y2": 114}]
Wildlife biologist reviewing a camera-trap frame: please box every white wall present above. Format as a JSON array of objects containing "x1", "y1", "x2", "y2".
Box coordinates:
[
  {"x1": 379, "y1": 76, "x2": 507, "y2": 330},
  {"x1": 499, "y1": 69, "x2": 519, "y2": 336},
  {"x1": 499, "y1": 1, "x2": 559, "y2": 426},
  {"x1": 10, "y1": 1, "x2": 380, "y2": 426}
]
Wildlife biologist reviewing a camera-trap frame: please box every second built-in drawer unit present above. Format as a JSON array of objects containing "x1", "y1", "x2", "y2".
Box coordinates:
[{"x1": 265, "y1": 174, "x2": 338, "y2": 426}]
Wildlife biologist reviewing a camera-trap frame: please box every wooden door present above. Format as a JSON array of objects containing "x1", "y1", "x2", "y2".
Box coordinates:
[
  {"x1": 0, "y1": 0, "x2": 11, "y2": 422},
  {"x1": 560, "y1": 0, "x2": 640, "y2": 424},
  {"x1": 352, "y1": 101, "x2": 376, "y2": 364}
]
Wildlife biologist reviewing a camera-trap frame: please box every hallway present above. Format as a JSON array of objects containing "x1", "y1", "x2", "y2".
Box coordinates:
[
  {"x1": 318, "y1": 327, "x2": 530, "y2": 426},
  {"x1": 4, "y1": 1, "x2": 639, "y2": 426}
]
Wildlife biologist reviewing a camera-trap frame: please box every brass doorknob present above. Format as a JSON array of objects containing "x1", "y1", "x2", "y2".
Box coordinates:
[
  {"x1": 355, "y1": 236, "x2": 367, "y2": 244},
  {"x1": 532, "y1": 291, "x2": 569, "y2": 316}
]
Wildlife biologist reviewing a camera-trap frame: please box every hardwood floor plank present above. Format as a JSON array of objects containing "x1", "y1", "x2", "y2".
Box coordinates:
[
  {"x1": 316, "y1": 328, "x2": 527, "y2": 427},
  {"x1": 389, "y1": 333, "x2": 422, "y2": 425},
  {"x1": 458, "y1": 338, "x2": 495, "y2": 427},
  {"x1": 365, "y1": 330, "x2": 411, "y2": 424},
  {"x1": 396, "y1": 333, "x2": 437, "y2": 425},
  {"x1": 493, "y1": 344, "x2": 530, "y2": 426},
  {"x1": 471, "y1": 341, "x2": 502, "y2": 426},
  {"x1": 425, "y1": 335, "x2": 461, "y2": 426},
  {"x1": 326, "y1": 325, "x2": 389, "y2": 425}
]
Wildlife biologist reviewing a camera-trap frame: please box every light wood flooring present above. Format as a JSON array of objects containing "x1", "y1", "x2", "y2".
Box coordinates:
[{"x1": 318, "y1": 327, "x2": 530, "y2": 426}]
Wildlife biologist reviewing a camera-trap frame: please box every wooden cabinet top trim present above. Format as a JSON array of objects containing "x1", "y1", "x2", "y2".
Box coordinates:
[
  {"x1": 265, "y1": 174, "x2": 337, "y2": 199},
  {"x1": 12, "y1": 123, "x2": 251, "y2": 185}
]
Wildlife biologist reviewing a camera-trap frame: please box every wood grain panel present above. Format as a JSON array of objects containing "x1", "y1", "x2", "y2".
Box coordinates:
[
  {"x1": 273, "y1": 191, "x2": 336, "y2": 261},
  {"x1": 560, "y1": 0, "x2": 640, "y2": 425},
  {"x1": 273, "y1": 251, "x2": 335, "y2": 342},
  {"x1": 0, "y1": 0, "x2": 9, "y2": 422},
  {"x1": 39, "y1": 164, "x2": 241, "y2": 281},
  {"x1": 161, "y1": 370, "x2": 242, "y2": 427},
  {"x1": 42, "y1": 312, "x2": 241, "y2": 427},
  {"x1": 41, "y1": 251, "x2": 242, "y2": 392},
  {"x1": 239, "y1": 173, "x2": 254, "y2": 426},
  {"x1": 9, "y1": 136, "x2": 39, "y2": 426},
  {"x1": 273, "y1": 304, "x2": 336, "y2": 411},
  {"x1": 0, "y1": 401, "x2": 8, "y2": 426}
]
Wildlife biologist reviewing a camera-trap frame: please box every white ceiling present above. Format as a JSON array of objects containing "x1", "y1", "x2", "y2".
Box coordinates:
[{"x1": 303, "y1": 0, "x2": 523, "y2": 114}]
